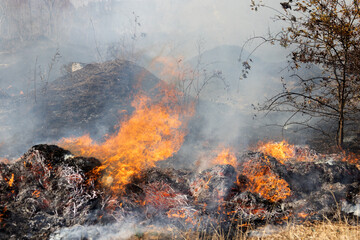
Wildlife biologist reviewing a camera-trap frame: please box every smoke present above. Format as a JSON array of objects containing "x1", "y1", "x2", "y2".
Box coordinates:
[
  {"x1": 50, "y1": 220, "x2": 141, "y2": 240},
  {"x1": 342, "y1": 201, "x2": 360, "y2": 217},
  {"x1": 50, "y1": 213, "x2": 192, "y2": 240},
  {"x1": 0, "y1": 0, "x2": 288, "y2": 90},
  {"x1": 0, "y1": 0, "x2": 297, "y2": 161}
]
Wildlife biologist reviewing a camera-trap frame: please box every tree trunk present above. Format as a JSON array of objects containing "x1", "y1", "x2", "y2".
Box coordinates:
[
  {"x1": 337, "y1": 115, "x2": 344, "y2": 149},
  {"x1": 337, "y1": 61, "x2": 347, "y2": 150},
  {"x1": 337, "y1": 78, "x2": 345, "y2": 149}
]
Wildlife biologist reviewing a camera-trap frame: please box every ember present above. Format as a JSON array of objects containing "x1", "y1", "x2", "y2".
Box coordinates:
[
  {"x1": 257, "y1": 140, "x2": 319, "y2": 163},
  {"x1": 32, "y1": 190, "x2": 41, "y2": 198},
  {"x1": 257, "y1": 140, "x2": 295, "y2": 163},
  {"x1": 297, "y1": 212, "x2": 309, "y2": 219},
  {"x1": 5, "y1": 173, "x2": 14, "y2": 187},
  {"x1": 211, "y1": 148, "x2": 237, "y2": 167},
  {"x1": 209, "y1": 147, "x2": 292, "y2": 202},
  {"x1": 239, "y1": 154, "x2": 291, "y2": 202},
  {"x1": 341, "y1": 151, "x2": 360, "y2": 168},
  {"x1": 143, "y1": 181, "x2": 188, "y2": 210}
]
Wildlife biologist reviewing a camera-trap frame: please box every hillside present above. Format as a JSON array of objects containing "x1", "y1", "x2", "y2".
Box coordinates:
[{"x1": 0, "y1": 60, "x2": 160, "y2": 158}]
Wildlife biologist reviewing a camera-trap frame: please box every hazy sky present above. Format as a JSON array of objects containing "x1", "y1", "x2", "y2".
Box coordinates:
[{"x1": 71, "y1": 0, "x2": 287, "y2": 60}]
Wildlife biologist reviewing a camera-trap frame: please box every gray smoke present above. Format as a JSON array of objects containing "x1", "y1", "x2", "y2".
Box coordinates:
[
  {"x1": 50, "y1": 221, "x2": 140, "y2": 240},
  {"x1": 0, "y1": 0, "x2": 297, "y2": 162}
]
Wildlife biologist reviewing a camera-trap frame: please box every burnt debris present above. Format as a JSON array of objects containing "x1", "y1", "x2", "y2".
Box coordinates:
[
  {"x1": 0, "y1": 145, "x2": 103, "y2": 240},
  {"x1": 0, "y1": 145, "x2": 359, "y2": 239}
]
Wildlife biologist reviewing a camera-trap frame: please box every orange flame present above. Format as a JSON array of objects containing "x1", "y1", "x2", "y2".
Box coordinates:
[
  {"x1": 257, "y1": 140, "x2": 295, "y2": 164},
  {"x1": 211, "y1": 148, "x2": 237, "y2": 167},
  {"x1": 241, "y1": 156, "x2": 291, "y2": 202},
  {"x1": 0, "y1": 211, "x2": 3, "y2": 223},
  {"x1": 297, "y1": 212, "x2": 309, "y2": 219},
  {"x1": 210, "y1": 147, "x2": 290, "y2": 202},
  {"x1": 32, "y1": 190, "x2": 41, "y2": 198},
  {"x1": 167, "y1": 208, "x2": 198, "y2": 224},
  {"x1": 143, "y1": 181, "x2": 187, "y2": 210},
  {"x1": 60, "y1": 87, "x2": 192, "y2": 193},
  {"x1": 341, "y1": 151, "x2": 360, "y2": 168},
  {"x1": 167, "y1": 209, "x2": 186, "y2": 218},
  {"x1": 6, "y1": 174, "x2": 14, "y2": 187}
]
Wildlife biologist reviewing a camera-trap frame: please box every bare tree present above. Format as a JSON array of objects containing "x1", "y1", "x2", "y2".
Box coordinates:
[{"x1": 244, "y1": 0, "x2": 360, "y2": 149}]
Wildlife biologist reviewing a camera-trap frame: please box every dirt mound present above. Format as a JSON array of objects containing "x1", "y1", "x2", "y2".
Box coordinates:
[
  {"x1": 0, "y1": 60, "x2": 161, "y2": 158},
  {"x1": 37, "y1": 59, "x2": 160, "y2": 139}
]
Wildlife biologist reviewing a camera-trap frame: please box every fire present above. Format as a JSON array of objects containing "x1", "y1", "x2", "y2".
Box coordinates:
[
  {"x1": 143, "y1": 181, "x2": 188, "y2": 210},
  {"x1": 5, "y1": 174, "x2": 14, "y2": 187},
  {"x1": 208, "y1": 147, "x2": 291, "y2": 202},
  {"x1": 257, "y1": 140, "x2": 318, "y2": 163},
  {"x1": 167, "y1": 209, "x2": 186, "y2": 218},
  {"x1": 341, "y1": 151, "x2": 360, "y2": 168},
  {"x1": 207, "y1": 147, "x2": 291, "y2": 202},
  {"x1": 297, "y1": 212, "x2": 309, "y2": 218},
  {"x1": 240, "y1": 156, "x2": 291, "y2": 202},
  {"x1": 167, "y1": 208, "x2": 198, "y2": 224},
  {"x1": 211, "y1": 148, "x2": 237, "y2": 167},
  {"x1": 0, "y1": 212, "x2": 3, "y2": 223},
  {"x1": 60, "y1": 87, "x2": 192, "y2": 193},
  {"x1": 8, "y1": 174, "x2": 14, "y2": 187},
  {"x1": 257, "y1": 140, "x2": 295, "y2": 164},
  {"x1": 32, "y1": 190, "x2": 41, "y2": 198}
]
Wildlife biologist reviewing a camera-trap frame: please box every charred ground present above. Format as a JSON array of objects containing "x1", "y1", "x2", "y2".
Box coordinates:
[{"x1": 0, "y1": 144, "x2": 359, "y2": 239}]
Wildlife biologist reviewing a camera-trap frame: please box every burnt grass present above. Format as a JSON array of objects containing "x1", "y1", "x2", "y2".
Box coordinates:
[{"x1": 0, "y1": 145, "x2": 359, "y2": 239}]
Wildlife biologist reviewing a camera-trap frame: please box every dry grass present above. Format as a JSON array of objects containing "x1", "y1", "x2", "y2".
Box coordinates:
[
  {"x1": 248, "y1": 221, "x2": 360, "y2": 240},
  {"x1": 128, "y1": 220, "x2": 360, "y2": 240}
]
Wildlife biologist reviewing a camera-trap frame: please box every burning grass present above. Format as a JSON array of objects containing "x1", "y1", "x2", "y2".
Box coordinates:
[
  {"x1": 60, "y1": 86, "x2": 193, "y2": 193},
  {"x1": 256, "y1": 140, "x2": 320, "y2": 163},
  {"x1": 209, "y1": 147, "x2": 291, "y2": 202},
  {"x1": 341, "y1": 151, "x2": 360, "y2": 169},
  {"x1": 240, "y1": 156, "x2": 291, "y2": 202},
  {"x1": 256, "y1": 140, "x2": 360, "y2": 168},
  {"x1": 211, "y1": 148, "x2": 237, "y2": 167},
  {"x1": 257, "y1": 140, "x2": 295, "y2": 164}
]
